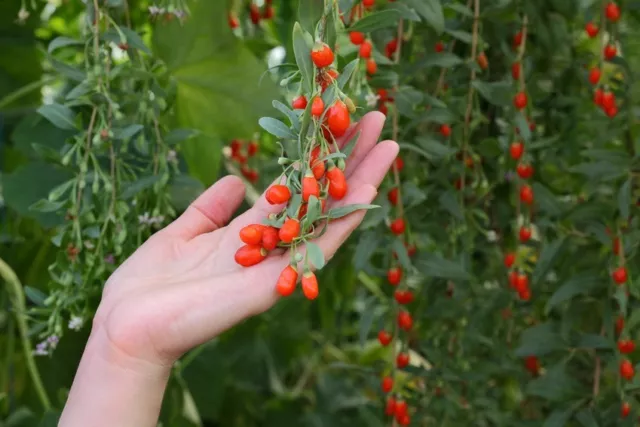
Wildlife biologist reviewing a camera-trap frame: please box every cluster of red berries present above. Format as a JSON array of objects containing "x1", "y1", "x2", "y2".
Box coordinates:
[
  {"x1": 228, "y1": 0, "x2": 274, "y2": 29},
  {"x1": 504, "y1": 24, "x2": 537, "y2": 303},
  {"x1": 586, "y1": 2, "x2": 621, "y2": 118},
  {"x1": 235, "y1": 41, "x2": 353, "y2": 301},
  {"x1": 228, "y1": 139, "x2": 260, "y2": 183}
]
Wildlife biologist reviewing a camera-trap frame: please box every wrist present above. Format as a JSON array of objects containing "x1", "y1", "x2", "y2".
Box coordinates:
[{"x1": 59, "y1": 322, "x2": 172, "y2": 427}]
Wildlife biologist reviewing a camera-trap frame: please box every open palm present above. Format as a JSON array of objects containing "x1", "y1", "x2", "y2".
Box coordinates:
[{"x1": 91, "y1": 111, "x2": 398, "y2": 366}]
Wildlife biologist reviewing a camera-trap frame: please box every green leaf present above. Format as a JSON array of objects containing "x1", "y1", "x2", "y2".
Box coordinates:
[
  {"x1": 169, "y1": 175, "x2": 205, "y2": 211},
  {"x1": 298, "y1": 0, "x2": 324, "y2": 34},
  {"x1": 358, "y1": 297, "x2": 376, "y2": 348},
  {"x1": 473, "y1": 81, "x2": 512, "y2": 106},
  {"x1": 385, "y1": 3, "x2": 421, "y2": 21},
  {"x1": 526, "y1": 364, "x2": 581, "y2": 402},
  {"x1": 403, "y1": 0, "x2": 444, "y2": 34},
  {"x1": 113, "y1": 124, "x2": 144, "y2": 141},
  {"x1": 575, "y1": 409, "x2": 599, "y2": 427},
  {"x1": 29, "y1": 199, "x2": 65, "y2": 213},
  {"x1": 337, "y1": 59, "x2": 359, "y2": 90},
  {"x1": 515, "y1": 323, "x2": 565, "y2": 357},
  {"x1": 49, "y1": 57, "x2": 86, "y2": 82},
  {"x1": 446, "y1": 2, "x2": 473, "y2": 17},
  {"x1": 422, "y1": 107, "x2": 455, "y2": 124},
  {"x1": 423, "y1": 94, "x2": 447, "y2": 108},
  {"x1": 273, "y1": 100, "x2": 300, "y2": 130},
  {"x1": 618, "y1": 177, "x2": 631, "y2": 219},
  {"x1": 532, "y1": 237, "x2": 565, "y2": 285},
  {"x1": 153, "y1": 0, "x2": 279, "y2": 185},
  {"x1": 439, "y1": 191, "x2": 463, "y2": 220},
  {"x1": 514, "y1": 113, "x2": 531, "y2": 141},
  {"x1": 421, "y1": 53, "x2": 463, "y2": 68},
  {"x1": 120, "y1": 28, "x2": 151, "y2": 54},
  {"x1": 293, "y1": 22, "x2": 315, "y2": 94},
  {"x1": 349, "y1": 10, "x2": 403, "y2": 32},
  {"x1": 327, "y1": 204, "x2": 379, "y2": 219},
  {"x1": 24, "y1": 286, "x2": 47, "y2": 306},
  {"x1": 306, "y1": 241, "x2": 325, "y2": 269},
  {"x1": 415, "y1": 254, "x2": 471, "y2": 280},
  {"x1": 543, "y1": 408, "x2": 574, "y2": 427},
  {"x1": 306, "y1": 196, "x2": 322, "y2": 225},
  {"x1": 121, "y1": 176, "x2": 162, "y2": 199},
  {"x1": 391, "y1": 239, "x2": 412, "y2": 271},
  {"x1": 3, "y1": 161, "x2": 73, "y2": 228},
  {"x1": 164, "y1": 128, "x2": 199, "y2": 144},
  {"x1": 48, "y1": 36, "x2": 83, "y2": 53},
  {"x1": 444, "y1": 29, "x2": 472, "y2": 43},
  {"x1": 574, "y1": 333, "x2": 612, "y2": 350},
  {"x1": 37, "y1": 103, "x2": 77, "y2": 130},
  {"x1": 259, "y1": 117, "x2": 297, "y2": 139},
  {"x1": 341, "y1": 130, "x2": 361, "y2": 158},
  {"x1": 545, "y1": 273, "x2": 601, "y2": 314}
]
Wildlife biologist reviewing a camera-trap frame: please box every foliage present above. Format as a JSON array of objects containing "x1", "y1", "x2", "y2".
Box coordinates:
[{"x1": 1, "y1": 0, "x2": 640, "y2": 426}]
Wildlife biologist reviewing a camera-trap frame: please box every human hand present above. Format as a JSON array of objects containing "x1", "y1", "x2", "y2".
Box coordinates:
[
  {"x1": 96, "y1": 111, "x2": 397, "y2": 365},
  {"x1": 59, "y1": 111, "x2": 397, "y2": 427}
]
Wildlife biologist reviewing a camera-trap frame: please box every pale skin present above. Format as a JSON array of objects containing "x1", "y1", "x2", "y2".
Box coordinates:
[{"x1": 58, "y1": 112, "x2": 398, "y2": 427}]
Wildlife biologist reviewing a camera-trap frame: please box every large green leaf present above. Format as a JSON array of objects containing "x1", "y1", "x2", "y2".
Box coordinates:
[{"x1": 153, "y1": 0, "x2": 279, "y2": 186}]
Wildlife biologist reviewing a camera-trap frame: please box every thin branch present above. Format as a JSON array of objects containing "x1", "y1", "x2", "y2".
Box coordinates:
[{"x1": 0, "y1": 258, "x2": 51, "y2": 410}]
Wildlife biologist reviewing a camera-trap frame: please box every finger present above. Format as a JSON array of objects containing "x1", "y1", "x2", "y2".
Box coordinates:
[
  {"x1": 162, "y1": 175, "x2": 245, "y2": 240},
  {"x1": 337, "y1": 111, "x2": 386, "y2": 178}
]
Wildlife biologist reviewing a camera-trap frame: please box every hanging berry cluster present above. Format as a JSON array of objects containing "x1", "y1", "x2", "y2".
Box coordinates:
[
  {"x1": 587, "y1": 2, "x2": 621, "y2": 118},
  {"x1": 505, "y1": 16, "x2": 537, "y2": 305},
  {"x1": 228, "y1": 0, "x2": 275, "y2": 30},
  {"x1": 234, "y1": 3, "x2": 376, "y2": 301},
  {"x1": 226, "y1": 138, "x2": 260, "y2": 183}
]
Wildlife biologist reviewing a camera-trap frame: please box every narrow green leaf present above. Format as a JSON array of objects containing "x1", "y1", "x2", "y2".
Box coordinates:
[
  {"x1": 337, "y1": 59, "x2": 359, "y2": 90},
  {"x1": 415, "y1": 254, "x2": 471, "y2": 280},
  {"x1": 391, "y1": 239, "x2": 412, "y2": 270},
  {"x1": 328, "y1": 204, "x2": 379, "y2": 219},
  {"x1": 121, "y1": 176, "x2": 162, "y2": 199},
  {"x1": 29, "y1": 199, "x2": 65, "y2": 213},
  {"x1": 298, "y1": 0, "x2": 324, "y2": 34},
  {"x1": 25, "y1": 286, "x2": 48, "y2": 306},
  {"x1": 341, "y1": 130, "x2": 361, "y2": 158},
  {"x1": 446, "y1": 2, "x2": 473, "y2": 16},
  {"x1": 114, "y1": 124, "x2": 144, "y2": 141},
  {"x1": 444, "y1": 29, "x2": 472, "y2": 43},
  {"x1": 287, "y1": 194, "x2": 303, "y2": 219},
  {"x1": 514, "y1": 323, "x2": 565, "y2": 356},
  {"x1": 439, "y1": 191, "x2": 463, "y2": 220},
  {"x1": 292, "y1": 23, "x2": 314, "y2": 94},
  {"x1": 48, "y1": 179, "x2": 75, "y2": 202},
  {"x1": 306, "y1": 241, "x2": 325, "y2": 269},
  {"x1": 120, "y1": 28, "x2": 151, "y2": 54},
  {"x1": 473, "y1": 81, "x2": 512, "y2": 105},
  {"x1": 618, "y1": 177, "x2": 631, "y2": 219},
  {"x1": 545, "y1": 273, "x2": 600, "y2": 314},
  {"x1": 349, "y1": 10, "x2": 403, "y2": 32},
  {"x1": 574, "y1": 333, "x2": 612, "y2": 350},
  {"x1": 421, "y1": 53, "x2": 463, "y2": 68},
  {"x1": 575, "y1": 409, "x2": 599, "y2": 427},
  {"x1": 532, "y1": 237, "x2": 565, "y2": 285},
  {"x1": 48, "y1": 36, "x2": 83, "y2": 53},
  {"x1": 164, "y1": 128, "x2": 199, "y2": 144},
  {"x1": 37, "y1": 104, "x2": 77, "y2": 130},
  {"x1": 543, "y1": 408, "x2": 574, "y2": 427},
  {"x1": 272, "y1": 100, "x2": 300, "y2": 130},
  {"x1": 259, "y1": 117, "x2": 297, "y2": 139},
  {"x1": 359, "y1": 298, "x2": 376, "y2": 348},
  {"x1": 306, "y1": 195, "x2": 322, "y2": 225},
  {"x1": 404, "y1": 0, "x2": 444, "y2": 34},
  {"x1": 386, "y1": 3, "x2": 421, "y2": 21}
]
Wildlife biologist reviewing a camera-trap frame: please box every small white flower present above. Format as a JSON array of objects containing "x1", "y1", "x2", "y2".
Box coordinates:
[
  {"x1": 167, "y1": 150, "x2": 177, "y2": 163},
  {"x1": 33, "y1": 341, "x2": 48, "y2": 356},
  {"x1": 138, "y1": 212, "x2": 151, "y2": 225},
  {"x1": 47, "y1": 335, "x2": 59, "y2": 349},
  {"x1": 365, "y1": 93, "x2": 380, "y2": 108},
  {"x1": 69, "y1": 316, "x2": 84, "y2": 331},
  {"x1": 486, "y1": 230, "x2": 497, "y2": 242},
  {"x1": 17, "y1": 7, "x2": 29, "y2": 23}
]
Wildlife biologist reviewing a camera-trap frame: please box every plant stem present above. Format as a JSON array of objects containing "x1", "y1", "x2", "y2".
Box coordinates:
[
  {"x1": 0, "y1": 257, "x2": 51, "y2": 410},
  {"x1": 0, "y1": 76, "x2": 57, "y2": 110}
]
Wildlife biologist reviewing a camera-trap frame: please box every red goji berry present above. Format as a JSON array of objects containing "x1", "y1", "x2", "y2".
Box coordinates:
[{"x1": 234, "y1": 245, "x2": 267, "y2": 267}]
